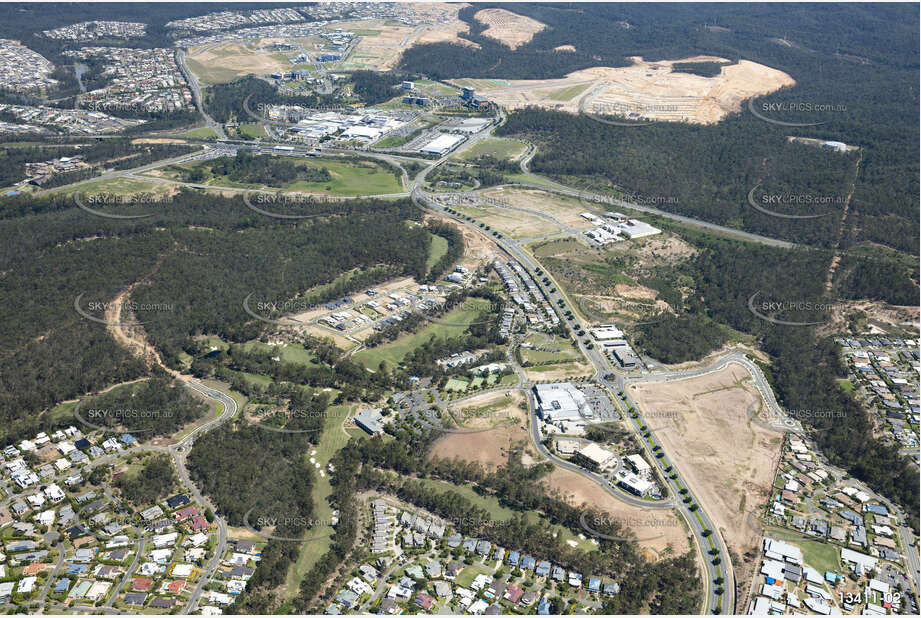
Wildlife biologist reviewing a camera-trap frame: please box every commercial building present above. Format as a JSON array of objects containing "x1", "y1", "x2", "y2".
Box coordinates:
[
  {"x1": 590, "y1": 324, "x2": 625, "y2": 341},
  {"x1": 354, "y1": 409, "x2": 384, "y2": 435},
  {"x1": 618, "y1": 473, "x2": 652, "y2": 496},
  {"x1": 533, "y1": 383, "x2": 593, "y2": 423},
  {"x1": 419, "y1": 133, "x2": 465, "y2": 155},
  {"x1": 576, "y1": 443, "x2": 618, "y2": 471},
  {"x1": 617, "y1": 219, "x2": 661, "y2": 239}
]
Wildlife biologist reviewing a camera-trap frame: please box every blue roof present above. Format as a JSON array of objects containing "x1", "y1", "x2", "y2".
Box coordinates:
[
  {"x1": 588, "y1": 577, "x2": 601, "y2": 591},
  {"x1": 54, "y1": 578, "x2": 71, "y2": 593},
  {"x1": 535, "y1": 561, "x2": 551, "y2": 576},
  {"x1": 537, "y1": 596, "x2": 551, "y2": 615},
  {"x1": 67, "y1": 563, "x2": 89, "y2": 575},
  {"x1": 520, "y1": 556, "x2": 536, "y2": 569},
  {"x1": 825, "y1": 571, "x2": 839, "y2": 583},
  {"x1": 864, "y1": 504, "x2": 888, "y2": 515},
  {"x1": 507, "y1": 551, "x2": 520, "y2": 565},
  {"x1": 120, "y1": 433, "x2": 137, "y2": 444}
]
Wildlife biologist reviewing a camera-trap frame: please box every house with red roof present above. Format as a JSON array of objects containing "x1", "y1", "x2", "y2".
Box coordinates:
[{"x1": 132, "y1": 577, "x2": 153, "y2": 591}]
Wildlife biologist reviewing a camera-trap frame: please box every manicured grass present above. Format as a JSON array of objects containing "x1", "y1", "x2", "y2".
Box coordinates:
[
  {"x1": 426, "y1": 234, "x2": 449, "y2": 270},
  {"x1": 417, "y1": 478, "x2": 596, "y2": 552},
  {"x1": 183, "y1": 127, "x2": 220, "y2": 139},
  {"x1": 456, "y1": 138, "x2": 527, "y2": 162},
  {"x1": 837, "y1": 379, "x2": 855, "y2": 394},
  {"x1": 353, "y1": 305, "x2": 484, "y2": 370},
  {"x1": 237, "y1": 123, "x2": 267, "y2": 139},
  {"x1": 283, "y1": 403, "x2": 355, "y2": 599},
  {"x1": 444, "y1": 378, "x2": 470, "y2": 392},
  {"x1": 456, "y1": 564, "x2": 494, "y2": 588},
  {"x1": 241, "y1": 341, "x2": 317, "y2": 365},
  {"x1": 764, "y1": 527, "x2": 841, "y2": 573},
  {"x1": 548, "y1": 83, "x2": 591, "y2": 101},
  {"x1": 170, "y1": 156, "x2": 404, "y2": 196}
]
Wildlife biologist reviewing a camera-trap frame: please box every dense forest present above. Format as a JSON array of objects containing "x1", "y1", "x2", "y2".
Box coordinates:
[
  {"x1": 0, "y1": 189, "x2": 431, "y2": 443},
  {"x1": 77, "y1": 371, "x2": 208, "y2": 437},
  {"x1": 631, "y1": 234, "x2": 919, "y2": 522},
  {"x1": 179, "y1": 150, "x2": 331, "y2": 186},
  {"x1": 115, "y1": 453, "x2": 178, "y2": 506}
]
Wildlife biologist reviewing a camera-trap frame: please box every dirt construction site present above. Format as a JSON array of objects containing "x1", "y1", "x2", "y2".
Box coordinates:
[
  {"x1": 473, "y1": 8, "x2": 547, "y2": 49},
  {"x1": 627, "y1": 363, "x2": 784, "y2": 579},
  {"x1": 451, "y1": 56, "x2": 795, "y2": 124}
]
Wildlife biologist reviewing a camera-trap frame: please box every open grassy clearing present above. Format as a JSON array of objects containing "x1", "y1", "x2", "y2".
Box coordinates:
[
  {"x1": 416, "y1": 477, "x2": 597, "y2": 552},
  {"x1": 50, "y1": 175, "x2": 174, "y2": 198},
  {"x1": 163, "y1": 156, "x2": 404, "y2": 196},
  {"x1": 236, "y1": 123, "x2": 267, "y2": 139},
  {"x1": 546, "y1": 83, "x2": 592, "y2": 101},
  {"x1": 187, "y1": 40, "x2": 292, "y2": 85},
  {"x1": 240, "y1": 340, "x2": 317, "y2": 365},
  {"x1": 426, "y1": 233, "x2": 449, "y2": 270},
  {"x1": 283, "y1": 403, "x2": 355, "y2": 600},
  {"x1": 352, "y1": 305, "x2": 485, "y2": 370},
  {"x1": 455, "y1": 137, "x2": 527, "y2": 161},
  {"x1": 455, "y1": 204, "x2": 561, "y2": 239},
  {"x1": 182, "y1": 127, "x2": 220, "y2": 139}
]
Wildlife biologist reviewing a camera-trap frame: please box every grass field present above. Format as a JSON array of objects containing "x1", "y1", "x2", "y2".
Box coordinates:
[
  {"x1": 417, "y1": 478, "x2": 596, "y2": 552},
  {"x1": 765, "y1": 527, "x2": 841, "y2": 573},
  {"x1": 547, "y1": 83, "x2": 592, "y2": 101},
  {"x1": 284, "y1": 403, "x2": 355, "y2": 600},
  {"x1": 183, "y1": 127, "x2": 220, "y2": 139},
  {"x1": 426, "y1": 233, "x2": 449, "y2": 270},
  {"x1": 837, "y1": 378, "x2": 855, "y2": 394},
  {"x1": 241, "y1": 341, "x2": 317, "y2": 365},
  {"x1": 52, "y1": 175, "x2": 172, "y2": 198},
  {"x1": 167, "y1": 157, "x2": 404, "y2": 196},
  {"x1": 456, "y1": 137, "x2": 527, "y2": 161},
  {"x1": 352, "y1": 305, "x2": 484, "y2": 370},
  {"x1": 237, "y1": 123, "x2": 267, "y2": 139}
]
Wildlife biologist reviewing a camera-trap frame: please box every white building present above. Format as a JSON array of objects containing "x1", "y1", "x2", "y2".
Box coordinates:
[
  {"x1": 576, "y1": 443, "x2": 618, "y2": 470},
  {"x1": 590, "y1": 324, "x2": 625, "y2": 341},
  {"x1": 533, "y1": 383, "x2": 593, "y2": 423},
  {"x1": 419, "y1": 133, "x2": 464, "y2": 155}
]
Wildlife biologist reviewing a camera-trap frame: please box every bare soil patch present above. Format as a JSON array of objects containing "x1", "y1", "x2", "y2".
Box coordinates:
[
  {"x1": 451, "y1": 55, "x2": 794, "y2": 124},
  {"x1": 474, "y1": 8, "x2": 547, "y2": 49},
  {"x1": 542, "y1": 467, "x2": 691, "y2": 557},
  {"x1": 628, "y1": 362, "x2": 783, "y2": 583},
  {"x1": 431, "y1": 391, "x2": 535, "y2": 471},
  {"x1": 481, "y1": 187, "x2": 593, "y2": 229}
]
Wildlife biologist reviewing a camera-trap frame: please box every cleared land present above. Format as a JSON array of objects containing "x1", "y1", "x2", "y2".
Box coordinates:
[
  {"x1": 454, "y1": 137, "x2": 528, "y2": 161},
  {"x1": 352, "y1": 304, "x2": 485, "y2": 370},
  {"x1": 523, "y1": 361, "x2": 592, "y2": 381},
  {"x1": 450, "y1": 56, "x2": 795, "y2": 124},
  {"x1": 542, "y1": 467, "x2": 690, "y2": 557},
  {"x1": 628, "y1": 363, "x2": 784, "y2": 578},
  {"x1": 529, "y1": 234, "x2": 696, "y2": 324},
  {"x1": 158, "y1": 157, "x2": 403, "y2": 196},
  {"x1": 186, "y1": 39, "x2": 292, "y2": 84},
  {"x1": 480, "y1": 187, "x2": 596, "y2": 230},
  {"x1": 431, "y1": 391, "x2": 535, "y2": 471},
  {"x1": 337, "y1": 6, "x2": 474, "y2": 71},
  {"x1": 473, "y1": 8, "x2": 547, "y2": 49},
  {"x1": 455, "y1": 204, "x2": 561, "y2": 239}
]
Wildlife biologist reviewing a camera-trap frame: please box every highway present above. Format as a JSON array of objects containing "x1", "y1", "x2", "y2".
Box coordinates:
[{"x1": 176, "y1": 48, "x2": 227, "y2": 140}]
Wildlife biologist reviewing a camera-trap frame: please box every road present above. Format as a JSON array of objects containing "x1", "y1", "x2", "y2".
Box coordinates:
[
  {"x1": 410, "y1": 181, "x2": 735, "y2": 613},
  {"x1": 175, "y1": 49, "x2": 227, "y2": 140}
]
